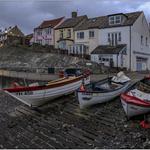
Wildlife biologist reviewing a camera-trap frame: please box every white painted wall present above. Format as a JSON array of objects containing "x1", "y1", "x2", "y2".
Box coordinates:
[
  {"x1": 99, "y1": 26, "x2": 130, "y2": 69},
  {"x1": 74, "y1": 12, "x2": 150, "y2": 71},
  {"x1": 34, "y1": 27, "x2": 54, "y2": 45},
  {"x1": 74, "y1": 29, "x2": 99, "y2": 54},
  {"x1": 91, "y1": 53, "x2": 125, "y2": 68},
  {"x1": 131, "y1": 12, "x2": 150, "y2": 71}
]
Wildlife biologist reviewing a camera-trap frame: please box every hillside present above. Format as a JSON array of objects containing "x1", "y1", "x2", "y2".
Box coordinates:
[{"x1": 0, "y1": 46, "x2": 104, "y2": 73}]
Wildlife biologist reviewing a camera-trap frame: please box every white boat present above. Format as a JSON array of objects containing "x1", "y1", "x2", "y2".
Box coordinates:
[
  {"x1": 121, "y1": 77, "x2": 150, "y2": 118},
  {"x1": 3, "y1": 74, "x2": 90, "y2": 107},
  {"x1": 77, "y1": 72, "x2": 131, "y2": 109}
]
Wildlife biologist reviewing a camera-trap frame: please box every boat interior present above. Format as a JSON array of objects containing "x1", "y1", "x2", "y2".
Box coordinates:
[
  {"x1": 136, "y1": 81, "x2": 150, "y2": 93},
  {"x1": 86, "y1": 78, "x2": 124, "y2": 92},
  {"x1": 46, "y1": 76, "x2": 80, "y2": 86}
]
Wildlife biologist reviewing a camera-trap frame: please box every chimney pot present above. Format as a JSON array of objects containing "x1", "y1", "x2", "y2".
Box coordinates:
[{"x1": 72, "y1": 11, "x2": 77, "y2": 18}]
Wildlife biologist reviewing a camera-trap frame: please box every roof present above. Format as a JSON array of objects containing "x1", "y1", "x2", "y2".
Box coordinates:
[
  {"x1": 91, "y1": 44, "x2": 127, "y2": 54},
  {"x1": 55, "y1": 15, "x2": 88, "y2": 29},
  {"x1": 0, "y1": 25, "x2": 24, "y2": 37},
  {"x1": 35, "y1": 17, "x2": 64, "y2": 29},
  {"x1": 75, "y1": 11, "x2": 142, "y2": 31},
  {"x1": 25, "y1": 33, "x2": 33, "y2": 39}
]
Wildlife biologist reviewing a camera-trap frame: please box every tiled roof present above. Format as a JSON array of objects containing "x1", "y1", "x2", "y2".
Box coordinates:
[
  {"x1": 0, "y1": 26, "x2": 24, "y2": 37},
  {"x1": 55, "y1": 15, "x2": 88, "y2": 29},
  {"x1": 25, "y1": 33, "x2": 33, "y2": 39},
  {"x1": 91, "y1": 44, "x2": 127, "y2": 54},
  {"x1": 75, "y1": 11, "x2": 142, "y2": 31},
  {"x1": 36, "y1": 17, "x2": 64, "y2": 29}
]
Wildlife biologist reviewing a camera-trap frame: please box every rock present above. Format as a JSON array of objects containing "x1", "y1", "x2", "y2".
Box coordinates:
[
  {"x1": 133, "y1": 133, "x2": 142, "y2": 139},
  {"x1": 124, "y1": 124, "x2": 128, "y2": 128},
  {"x1": 143, "y1": 139, "x2": 150, "y2": 148}
]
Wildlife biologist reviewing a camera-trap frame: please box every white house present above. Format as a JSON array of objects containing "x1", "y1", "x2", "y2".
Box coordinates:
[
  {"x1": 74, "y1": 11, "x2": 150, "y2": 71},
  {"x1": 33, "y1": 17, "x2": 65, "y2": 46},
  {"x1": 91, "y1": 44, "x2": 127, "y2": 68}
]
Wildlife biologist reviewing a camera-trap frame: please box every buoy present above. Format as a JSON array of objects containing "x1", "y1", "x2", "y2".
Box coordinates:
[
  {"x1": 140, "y1": 120, "x2": 150, "y2": 129},
  {"x1": 80, "y1": 84, "x2": 85, "y2": 92}
]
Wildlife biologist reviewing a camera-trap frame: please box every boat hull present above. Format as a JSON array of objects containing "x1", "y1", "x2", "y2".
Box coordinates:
[
  {"x1": 77, "y1": 82, "x2": 130, "y2": 109},
  {"x1": 121, "y1": 97, "x2": 150, "y2": 118},
  {"x1": 4, "y1": 76, "x2": 90, "y2": 107}
]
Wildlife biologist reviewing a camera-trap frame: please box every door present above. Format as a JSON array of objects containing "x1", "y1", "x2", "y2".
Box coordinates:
[
  {"x1": 136, "y1": 62, "x2": 142, "y2": 71},
  {"x1": 136, "y1": 57, "x2": 148, "y2": 71}
]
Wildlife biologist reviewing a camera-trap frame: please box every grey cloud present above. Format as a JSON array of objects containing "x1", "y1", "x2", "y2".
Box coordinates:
[{"x1": 0, "y1": 0, "x2": 149, "y2": 34}]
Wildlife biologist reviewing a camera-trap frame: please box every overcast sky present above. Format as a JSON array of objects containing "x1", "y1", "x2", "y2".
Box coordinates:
[{"x1": 0, "y1": 0, "x2": 150, "y2": 34}]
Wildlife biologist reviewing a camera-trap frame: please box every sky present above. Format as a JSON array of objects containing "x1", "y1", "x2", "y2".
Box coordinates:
[{"x1": 0, "y1": 0, "x2": 150, "y2": 34}]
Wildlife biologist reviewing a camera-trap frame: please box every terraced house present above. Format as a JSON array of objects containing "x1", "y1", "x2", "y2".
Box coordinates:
[
  {"x1": 0, "y1": 25, "x2": 24, "y2": 46},
  {"x1": 74, "y1": 11, "x2": 150, "y2": 71},
  {"x1": 33, "y1": 17, "x2": 65, "y2": 46},
  {"x1": 54, "y1": 12, "x2": 88, "y2": 51}
]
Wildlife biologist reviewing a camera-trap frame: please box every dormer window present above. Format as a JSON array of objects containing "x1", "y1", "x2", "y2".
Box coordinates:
[{"x1": 109, "y1": 15, "x2": 122, "y2": 25}]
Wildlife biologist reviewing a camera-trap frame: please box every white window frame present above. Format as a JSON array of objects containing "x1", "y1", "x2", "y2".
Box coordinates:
[
  {"x1": 67, "y1": 29, "x2": 71, "y2": 38},
  {"x1": 77, "y1": 32, "x2": 84, "y2": 39},
  {"x1": 141, "y1": 35, "x2": 143, "y2": 45},
  {"x1": 146, "y1": 37, "x2": 148, "y2": 46},
  {"x1": 108, "y1": 32, "x2": 121, "y2": 46},
  {"x1": 89, "y1": 30, "x2": 95, "y2": 38},
  {"x1": 109, "y1": 15, "x2": 122, "y2": 25},
  {"x1": 45, "y1": 28, "x2": 51, "y2": 35}
]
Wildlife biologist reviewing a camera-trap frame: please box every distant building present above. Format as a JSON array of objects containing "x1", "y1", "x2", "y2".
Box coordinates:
[
  {"x1": 0, "y1": 25, "x2": 24, "y2": 46},
  {"x1": 33, "y1": 17, "x2": 65, "y2": 46},
  {"x1": 25, "y1": 33, "x2": 33, "y2": 45},
  {"x1": 54, "y1": 12, "x2": 88, "y2": 51}
]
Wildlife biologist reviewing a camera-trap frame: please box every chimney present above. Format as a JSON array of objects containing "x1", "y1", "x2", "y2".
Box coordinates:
[{"x1": 72, "y1": 11, "x2": 77, "y2": 18}]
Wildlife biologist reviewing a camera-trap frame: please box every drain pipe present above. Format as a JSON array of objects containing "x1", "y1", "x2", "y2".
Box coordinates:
[{"x1": 129, "y1": 26, "x2": 132, "y2": 71}]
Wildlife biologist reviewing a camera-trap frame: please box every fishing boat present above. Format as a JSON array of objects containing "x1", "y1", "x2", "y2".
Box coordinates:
[
  {"x1": 121, "y1": 77, "x2": 150, "y2": 118},
  {"x1": 3, "y1": 74, "x2": 90, "y2": 107},
  {"x1": 77, "y1": 72, "x2": 131, "y2": 109}
]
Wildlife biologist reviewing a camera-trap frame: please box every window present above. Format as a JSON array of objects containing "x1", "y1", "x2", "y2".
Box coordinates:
[
  {"x1": 141, "y1": 35, "x2": 143, "y2": 45},
  {"x1": 116, "y1": 16, "x2": 121, "y2": 24},
  {"x1": 45, "y1": 39, "x2": 49, "y2": 45},
  {"x1": 67, "y1": 29, "x2": 71, "y2": 38},
  {"x1": 102, "y1": 58, "x2": 105, "y2": 61},
  {"x1": 108, "y1": 33, "x2": 111, "y2": 43},
  {"x1": 45, "y1": 28, "x2": 51, "y2": 34},
  {"x1": 60, "y1": 30, "x2": 63, "y2": 39},
  {"x1": 92, "y1": 18, "x2": 97, "y2": 22},
  {"x1": 146, "y1": 37, "x2": 148, "y2": 46},
  {"x1": 77, "y1": 32, "x2": 84, "y2": 39},
  {"x1": 108, "y1": 32, "x2": 121, "y2": 46},
  {"x1": 37, "y1": 40, "x2": 42, "y2": 44},
  {"x1": 89, "y1": 31, "x2": 95, "y2": 38},
  {"x1": 109, "y1": 16, "x2": 115, "y2": 25},
  {"x1": 106, "y1": 58, "x2": 109, "y2": 61},
  {"x1": 118, "y1": 32, "x2": 121, "y2": 41},
  {"x1": 37, "y1": 29, "x2": 42, "y2": 35},
  {"x1": 109, "y1": 15, "x2": 122, "y2": 25}
]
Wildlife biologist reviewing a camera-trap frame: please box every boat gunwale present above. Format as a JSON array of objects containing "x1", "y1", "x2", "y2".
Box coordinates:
[
  {"x1": 3, "y1": 75, "x2": 88, "y2": 93},
  {"x1": 77, "y1": 77, "x2": 130, "y2": 94},
  {"x1": 121, "y1": 93, "x2": 150, "y2": 107}
]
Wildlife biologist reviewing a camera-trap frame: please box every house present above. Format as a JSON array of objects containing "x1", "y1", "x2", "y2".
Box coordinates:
[
  {"x1": 24, "y1": 33, "x2": 33, "y2": 46},
  {"x1": 33, "y1": 17, "x2": 65, "y2": 46},
  {"x1": 0, "y1": 25, "x2": 24, "y2": 46},
  {"x1": 91, "y1": 44, "x2": 126, "y2": 68},
  {"x1": 54, "y1": 12, "x2": 88, "y2": 51},
  {"x1": 74, "y1": 11, "x2": 150, "y2": 71}
]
